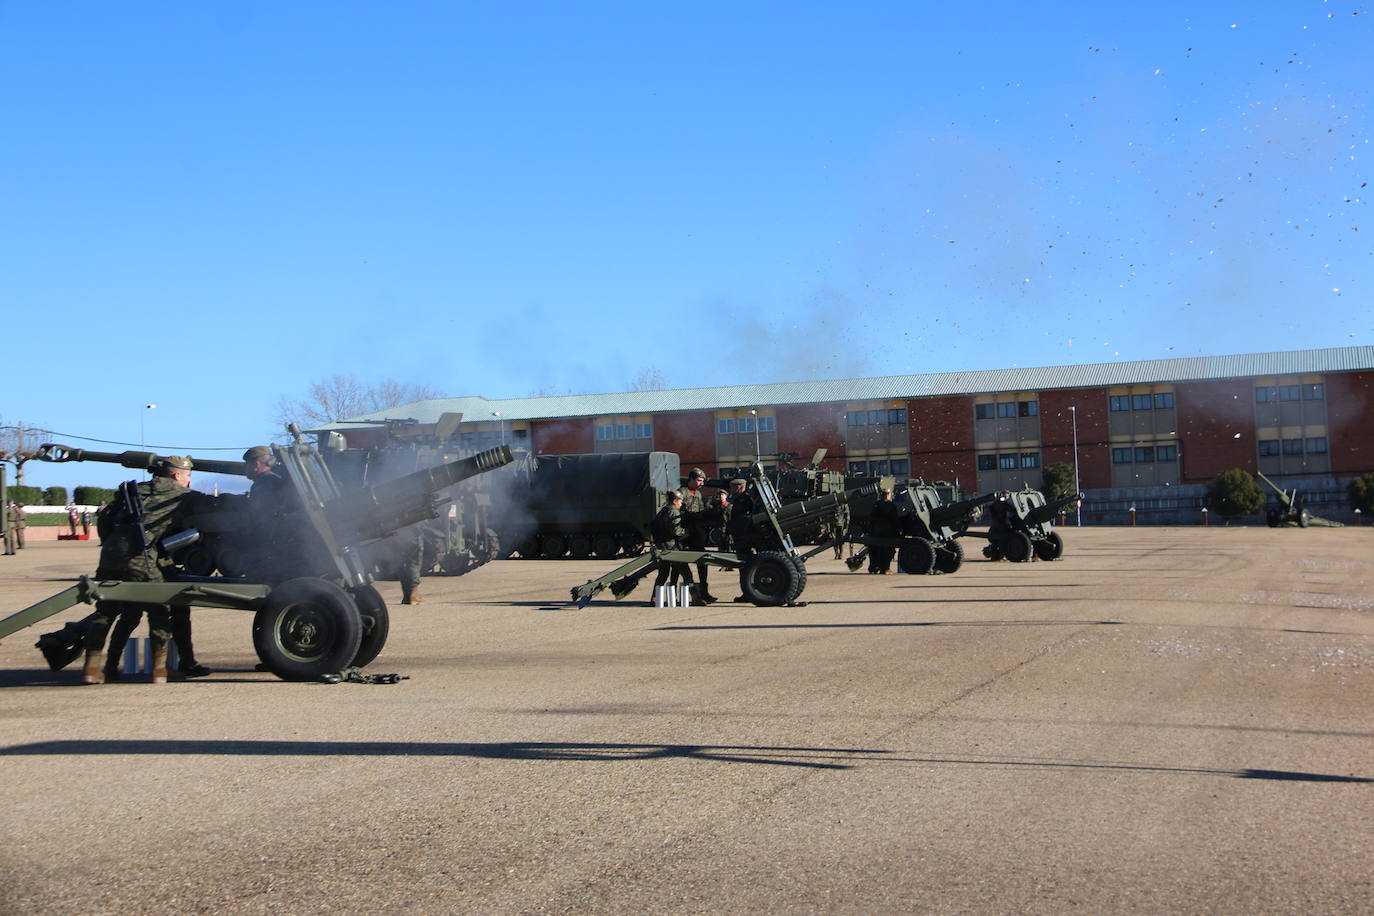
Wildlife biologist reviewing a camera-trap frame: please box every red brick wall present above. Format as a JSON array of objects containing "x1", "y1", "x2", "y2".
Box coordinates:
[
  {"x1": 1038, "y1": 390, "x2": 1110, "y2": 488},
  {"x1": 531, "y1": 417, "x2": 594, "y2": 455},
  {"x1": 908, "y1": 396, "x2": 976, "y2": 483},
  {"x1": 777, "y1": 402, "x2": 847, "y2": 471},
  {"x1": 1175, "y1": 379, "x2": 1256, "y2": 483},
  {"x1": 654, "y1": 411, "x2": 718, "y2": 474},
  {"x1": 1326, "y1": 370, "x2": 1374, "y2": 475}
]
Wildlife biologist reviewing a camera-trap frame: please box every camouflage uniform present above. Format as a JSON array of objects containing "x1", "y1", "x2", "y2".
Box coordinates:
[
  {"x1": 650, "y1": 501, "x2": 694, "y2": 591},
  {"x1": 678, "y1": 468, "x2": 721, "y2": 600}
]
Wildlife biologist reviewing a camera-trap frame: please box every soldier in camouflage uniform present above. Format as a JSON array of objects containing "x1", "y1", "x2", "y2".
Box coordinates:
[
  {"x1": 678, "y1": 468, "x2": 721, "y2": 604},
  {"x1": 80, "y1": 456, "x2": 215, "y2": 684}
]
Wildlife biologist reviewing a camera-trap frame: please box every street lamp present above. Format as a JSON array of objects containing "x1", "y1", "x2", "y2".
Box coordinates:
[
  {"x1": 491, "y1": 411, "x2": 504, "y2": 446},
  {"x1": 749, "y1": 409, "x2": 760, "y2": 465},
  {"x1": 141, "y1": 404, "x2": 157, "y2": 448},
  {"x1": 1068, "y1": 406, "x2": 1081, "y2": 527}
]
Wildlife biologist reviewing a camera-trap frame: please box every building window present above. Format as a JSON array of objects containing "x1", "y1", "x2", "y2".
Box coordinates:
[
  {"x1": 1153, "y1": 392, "x2": 1174, "y2": 409},
  {"x1": 1112, "y1": 448, "x2": 1133, "y2": 464},
  {"x1": 615, "y1": 424, "x2": 633, "y2": 440},
  {"x1": 975, "y1": 403, "x2": 995, "y2": 420},
  {"x1": 1131, "y1": 394, "x2": 1152, "y2": 410},
  {"x1": 759, "y1": 415, "x2": 776, "y2": 432},
  {"x1": 1305, "y1": 437, "x2": 1328, "y2": 454},
  {"x1": 1255, "y1": 387, "x2": 1278, "y2": 403},
  {"x1": 1156, "y1": 445, "x2": 1177, "y2": 461},
  {"x1": 977, "y1": 455, "x2": 997, "y2": 471},
  {"x1": 1134, "y1": 446, "x2": 1155, "y2": 462},
  {"x1": 849, "y1": 461, "x2": 868, "y2": 475},
  {"x1": 998, "y1": 454, "x2": 1018, "y2": 470},
  {"x1": 512, "y1": 428, "x2": 529, "y2": 440},
  {"x1": 1282, "y1": 438, "x2": 1303, "y2": 456},
  {"x1": 997, "y1": 402, "x2": 1017, "y2": 419},
  {"x1": 1258, "y1": 440, "x2": 1280, "y2": 457},
  {"x1": 1109, "y1": 396, "x2": 1130, "y2": 412},
  {"x1": 1278, "y1": 385, "x2": 1301, "y2": 401},
  {"x1": 867, "y1": 409, "x2": 884, "y2": 425},
  {"x1": 846, "y1": 411, "x2": 866, "y2": 426},
  {"x1": 1018, "y1": 400, "x2": 1038, "y2": 417},
  {"x1": 870, "y1": 460, "x2": 889, "y2": 475},
  {"x1": 596, "y1": 425, "x2": 614, "y2": 441},
  {"x1": 1303, "y1": 384, "x2": 1325, "y2": 400},
  {"x1": 635, "y1": 423, "x2": 652, "y2": 438},
  {"x1": 1020, "y1": 452, "x2": 1040, "y2": 469},
  {"x1": 890, "y1": 459, "x2": 909, "y2": 475},
  {"x1": 888, "y1": 408, "x2": 907, "y2": 425},
  {"x1": 717, "y1": 419, "x2": 734, "y2": 434},
  {"x1": 738, "y1": 416, "x2": 756, "y2": 434}
]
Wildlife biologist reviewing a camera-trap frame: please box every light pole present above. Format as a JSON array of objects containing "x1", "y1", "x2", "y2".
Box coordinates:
[
  {"x1": 1068, "y1": 406, "x2": 1081, "y2": 526},
  {"x1": 142, "y1": 404, "x2": 157, "y2": 448},
  {"x1": 492, "y1": 411, "x2": 504, "y2": 446},
  {"x1": 749, "y1": 409, "x2": 760, "y2": 465}
]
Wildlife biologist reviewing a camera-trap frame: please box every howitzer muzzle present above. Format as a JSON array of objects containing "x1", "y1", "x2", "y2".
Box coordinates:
[{"x1": 36, "y1": 444, "x2": 248, "y2": 477}]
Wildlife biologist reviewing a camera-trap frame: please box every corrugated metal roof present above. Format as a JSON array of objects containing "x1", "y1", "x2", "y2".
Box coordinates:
[{"x1": 316, "y1": 345, "x2": 1374, "y2": 429}]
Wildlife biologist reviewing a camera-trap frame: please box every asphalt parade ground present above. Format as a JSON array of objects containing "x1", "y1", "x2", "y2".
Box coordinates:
[{"x1": 0, "y1": 527, "x2": 1371, "y2": 915}]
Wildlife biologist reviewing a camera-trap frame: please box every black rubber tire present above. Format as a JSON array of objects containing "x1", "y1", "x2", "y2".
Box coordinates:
[
  {"x1": 897, "y1": 538, "x2": 937, "y2": 574},
  {"x1": 785, "y1": 553, "x2": 808, "y2": 600},
  {"x1": 1003, "y1": 531, "x2": 1033, "y2": 563},
  {"x1": 348, "y1": 584, "x2": 390, "y2": 668},
  {"x1": 934, "y1": 539, "x2": 964, "y2": 574},
  {"x1": 567, "y1": 534, "x2": 593, "y2": 559},
  {"x1": 517, "y1": 536, "x2": 540, "y2": 559},
  {"x1": 591, "y1": 533, "x2": 620, "y2": 559},
  {"x1": 179, "y1": 545, "x2": 217, "y2": 577},
  {"x1": 1266, "y1": 509, "x2": 1280, "y2": 528},
  {"x1": 983, "y1": 542, "x2": 1003, "y2": 561},
  {"x1": 741, "y1": 551, "x2": 799, "y2": 606},
  {"x1": 539, "y1": 534, "x2": 567, "y2": 559},
  {"x1": 1033, "y1": 531, "x2": 1064, "y2": 561},
  {"x1": 620, "y1": 532, "x2": 646, "y2": 556},
  {"x1": 253, "y1": 578, "x2": 363, "y2": 681},
  {"x1": 1297, "y1": 509, "x2": 1310, "y2": 529}
]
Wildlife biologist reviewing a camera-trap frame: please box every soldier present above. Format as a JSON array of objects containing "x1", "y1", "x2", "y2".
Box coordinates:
[
  {"x1": 397, "y1": 523, "x2": 426, "y2": 605},
  {"x1": 725, "y1": 479, "x2": 758, "y2": 602},
  {"x1": 78, "y1": 456, "x2": 214, "y2": 684},
  {"x1": 241, "y1": 445, "x2": 300, "y2": 580},
  {"x1": 7, "y1": 499, "x2": 25, "y2": 550},
  {"x1": 867, "y1": 488, "x2": 900, "y2": 574},
  {"x1": 650, "y1": 491, "x2": 694, "y2": 600},
  {"x1": 2, "y1": 501, "x2": 13, "y2": 555},
  {"x1": 678, "y1": 467, "x2": 722, "y2": 604}
]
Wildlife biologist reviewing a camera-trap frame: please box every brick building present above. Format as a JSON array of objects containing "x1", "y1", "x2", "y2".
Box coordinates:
[{"x1": 318, "y1": 346, "x2": 1374, "y2": 523}]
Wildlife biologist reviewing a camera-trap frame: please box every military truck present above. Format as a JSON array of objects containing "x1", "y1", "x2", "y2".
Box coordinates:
[{"x1": 2, "y1": 430, "x2": 513, "y2": 680}]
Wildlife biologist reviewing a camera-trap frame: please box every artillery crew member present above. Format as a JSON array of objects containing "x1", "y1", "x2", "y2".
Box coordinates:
[
  {"x1": 7, "y1": 499, "x2": 25, "y2": 550},
  {"x1": 678, "y1": 468, "x2": 721, "y2": 604},
  {"x1": 867, "y1": 488, "x2": 901, "y2": 574},
  {"x1": 650, "y1": 491, "x2": 695, "y2": 600},
  {"x1": 80, "y1": 456, "x2": 213, "y2": 684},
  {"x1": 725, "y1": 479, "x2": 758, "y2": 601}
]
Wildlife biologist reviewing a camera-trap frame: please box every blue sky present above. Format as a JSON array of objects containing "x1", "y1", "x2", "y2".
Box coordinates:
[{"x1": 2, "y1": 1, "x2": 1369, "y2": 491}]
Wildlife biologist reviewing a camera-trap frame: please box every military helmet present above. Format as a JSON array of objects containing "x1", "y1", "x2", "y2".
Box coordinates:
[
  {"x1": 242, "y1": 445, "x2": 272, "y2": 462},
  {"x1": 730, "y1": 478, "x2": 747, "y2": 488},
  {"x1": 689, "y1": 467, "x2": 706, "y2": 479},
  {"x1": 159, "y1": 455, "x2": 194, "y2": 471}
]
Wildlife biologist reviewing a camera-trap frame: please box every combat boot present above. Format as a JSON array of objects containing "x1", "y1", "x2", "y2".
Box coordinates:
[
  {"x1": 151, "y1": 648, "x2": 169, "y2": 684},
  {"x1": 81, "y1": 651, "x2": 105, "y2": 685},
  {"x1": 402, "y1": 587, "x2": 424, "y2": 606}
]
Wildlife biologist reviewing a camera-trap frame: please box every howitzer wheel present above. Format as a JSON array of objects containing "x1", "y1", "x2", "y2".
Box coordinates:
[
  {"x1": 741, "y1": 551, "x2": 801, "y2": 606},
  {"x1": 785, "y1": 553, "x2": 808, "y2": 596},
  {"x1": 934, "y1": 539, "x2": 964, "y2": 574},
  {"x1": 897, "y1": 538, "x2": 937, "y2": 575},
  {"x1": 539, "y1": 534, "x2": 567, "y2": 559},
  {"x1": 591, "y1": 533, "x2": 620, "y2": 559},
  {"x1": 1266, "y1": 509, "x2": 1281, "y2": 528},
  {"x1": 568, "y1": 534, "x2": 593, "y2": 559},
  {"x1": 348, "y1": 584, "x2": 390, "y2": 668},
  {"x1": 1033, "y1": 531, "x2": 1064, "y2": 561},
  {"x1": 619, "y1": 532, "x2": 646, "y2": 556},
  {"x1": 253, "y1": 578, "x2": 363, "y2": 681},
  {"x1": 1297, "y1": 509, "x2": 1310, "y2": 528},
  {"x1": 1003, "y1": 531, "x2": 1033, "y2": 563}
]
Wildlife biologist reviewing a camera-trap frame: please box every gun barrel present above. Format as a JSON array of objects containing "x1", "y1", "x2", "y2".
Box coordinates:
[
  {"x1": 1254, "y1": 471, "x2": 1292, "y2": 504},
  {"x1": 36, "y1": 443, "x2": 247, "y2": 477},
  {"x1": 1026, "y1": 491, "x2": 1084, "y2": 525},
  {"x1": 754, "y1": 483, "x2": 876, "y2": 527},
  {"x1": 929, "y1": 491, "x2": 999, "y2": 525}
]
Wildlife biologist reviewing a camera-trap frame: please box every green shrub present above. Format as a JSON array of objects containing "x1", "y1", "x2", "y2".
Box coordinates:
[
  {"x1": 1041, "y1": 462, "x2": 1078, "y2": 502},
  {"x1": 5, "y1": 485, "x2": 41, "y2": 505},
  {"x1": 42, "y1": 486, "x2": 68, "y2": 506},
  {"x1": 1207, "y1": 468, "x2": 1265, "y2": 519},
  {"x1": 75, "y1": 486, "x2": 116, "y2": 506}
]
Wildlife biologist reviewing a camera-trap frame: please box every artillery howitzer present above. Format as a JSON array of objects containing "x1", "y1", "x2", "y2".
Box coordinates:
[
  {"x1": 967, "y1": 489, "x2": 1082, "y2": 562},
  {"x1": 1256, "y1": 471, "x2": 1341, "y2": 528},
  {"x1": 2, "y1": 434, "x2": 513, "y2": 680},
  {"x1": 571, "y1": 466, "x2": 875, "y2": 608},
  {"x1": 842, "y1": 484, "x2": 998, "y2": 575}
]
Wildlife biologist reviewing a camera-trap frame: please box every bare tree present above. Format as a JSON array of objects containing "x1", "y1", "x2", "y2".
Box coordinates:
[
  {"x1": 627, "y1": 367, "x2": 667, "y2": 391},
  {"x1": 277, "y1": 376, "x2": 442, "y2": 430},
  {"x1": 0, "y1": 418, "x2": 56, "y2": 486}
]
